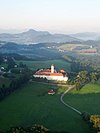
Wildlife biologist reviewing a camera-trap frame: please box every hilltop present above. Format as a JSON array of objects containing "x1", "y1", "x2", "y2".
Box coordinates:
[{"x1": 0, "y1": 29, "x2": 80, "y2": 44}]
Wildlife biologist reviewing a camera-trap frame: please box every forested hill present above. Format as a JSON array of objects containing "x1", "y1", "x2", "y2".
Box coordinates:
[{"x1": 0, "y1": 29, "x2": 80, "y2": 44}]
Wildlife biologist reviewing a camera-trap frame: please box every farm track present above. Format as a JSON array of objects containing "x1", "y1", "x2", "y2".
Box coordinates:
[{"x1": 60, "y1": 85, "x2": 82, "y2": 115}]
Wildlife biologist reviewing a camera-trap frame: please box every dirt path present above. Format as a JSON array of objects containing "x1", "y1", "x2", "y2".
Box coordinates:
[{"x1": 60, "y1": 86, "x2": 82, "y2": 115}]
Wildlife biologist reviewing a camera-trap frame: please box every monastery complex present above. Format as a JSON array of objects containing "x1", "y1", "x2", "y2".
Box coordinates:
[{"x1": 33, "y1": 64, "x2": 68, "y2": 81}]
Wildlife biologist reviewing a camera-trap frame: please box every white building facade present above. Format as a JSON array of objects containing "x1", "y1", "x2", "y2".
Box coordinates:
[{"x1": 33, "y1": 64, "x2": 68, "y2": 82}]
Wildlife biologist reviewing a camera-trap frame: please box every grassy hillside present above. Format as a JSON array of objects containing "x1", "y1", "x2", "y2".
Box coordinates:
[
  {"x1": 58, "y1": 43, "x2": 83, "y2": 51},
  {"x1": 64, "y1": 83, "x2": 100, "y2": 114},
  {"x1": 0, "y1": 82, "x2": 91, "y2": 133},
  {"x1": 16, "y1": 59, "x2": 71, "y2": 72}
]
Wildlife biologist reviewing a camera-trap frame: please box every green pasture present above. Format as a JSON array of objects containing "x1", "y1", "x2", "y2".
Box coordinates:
[
  {"x1": 0, "y1": 82, "x2": 91, "y2": 133},
  {"x1": 16, "y1": 59, "x2": 71, "y2": 72},
  {"x1": 64, "y1": 83, "x2": 100, "y2": 114}
]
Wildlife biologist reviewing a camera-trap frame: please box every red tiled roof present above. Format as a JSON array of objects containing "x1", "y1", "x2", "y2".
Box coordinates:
[
  {"x1": 35, "y1": 69, "x2": 58, "y2": 76},
  {"x1": 59, "y1": 70, "x2": 65, "y2": 73},
  {"x1": 33, "y1": 65, "x2": 68, "y2": 79},
  {"x1": 50, "y1": 73, "x2": 63, "y2": 76},
  {"x1": 48, "y1": 90, "x2": 55, "y2": 94}
]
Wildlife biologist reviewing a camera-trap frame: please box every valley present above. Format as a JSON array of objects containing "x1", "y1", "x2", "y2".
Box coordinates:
[{"x1": 0, "y1": 30, "x2": 100, "y2": 133}]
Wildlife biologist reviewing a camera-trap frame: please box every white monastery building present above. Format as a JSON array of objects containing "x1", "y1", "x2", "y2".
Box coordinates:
[{"x1": 33, "y1": 64, "x2": 68, "y2": 81}]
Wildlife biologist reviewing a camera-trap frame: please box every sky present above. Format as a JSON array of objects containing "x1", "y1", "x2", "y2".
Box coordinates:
[{"x1": 0, "y1": 0, "x2": 100, "y2": 34}]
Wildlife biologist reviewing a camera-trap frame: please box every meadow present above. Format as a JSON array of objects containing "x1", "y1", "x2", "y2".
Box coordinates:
[
  {"x1": 0, "y1": 82, "x2": 91, "y2": 133},
  {"x1": 16, "y1": 59, "x2": 71, "y2": 72},
  {"x1": 63, "y1": 82, "x2": 100, "y2": 114},
  {"x1": 58, "y1": 43, "x2": 84, "y2": 51},
  {"x1": 0, "y1": 59, "x2": 99, "y2": 133}
]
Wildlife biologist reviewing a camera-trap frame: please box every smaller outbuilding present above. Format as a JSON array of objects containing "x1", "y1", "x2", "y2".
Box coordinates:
[{"x1": 48, "y1": 89, "x2": 55, "y2": 95}]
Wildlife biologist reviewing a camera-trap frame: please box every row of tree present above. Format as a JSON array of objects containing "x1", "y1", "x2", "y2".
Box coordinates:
[
  {"x1": 70, "y1": 54, "x2": 100, "y2": 73},
  {"x1": 74, "y1": 71, "x2": 98, "y2": 90}
]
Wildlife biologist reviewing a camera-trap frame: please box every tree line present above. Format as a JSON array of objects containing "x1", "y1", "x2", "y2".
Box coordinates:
[
  {"x1": 74, "y1": 70, "x2": 98, "y2": 90},
  {"x1": 0, "y1": 67, "x2": 31, "y2": 101}
]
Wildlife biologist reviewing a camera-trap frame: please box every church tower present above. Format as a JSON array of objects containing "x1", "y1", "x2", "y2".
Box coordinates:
[{"x1": 51, "y1": 64, "x2": 54, "y2": 73}]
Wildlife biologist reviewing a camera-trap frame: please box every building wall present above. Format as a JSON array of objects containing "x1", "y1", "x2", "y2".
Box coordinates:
[{"x1": 33, "y1": 74, "x2": 68, "y2": 81}]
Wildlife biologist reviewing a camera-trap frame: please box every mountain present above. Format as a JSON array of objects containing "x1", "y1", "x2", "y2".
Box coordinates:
[
  {"x1": 0, "y1": 29, "x2": 80, "y2": 44},
  {"x1": 70, "y1": 32, "x2": 100, "y2": 41}
]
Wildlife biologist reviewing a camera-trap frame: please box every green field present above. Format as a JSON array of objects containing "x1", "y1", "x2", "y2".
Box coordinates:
[
  {"x1": 58, "y1": 44, "x2": 84, "y2": 51},
  {"x1": 16, "y1": 59, "x2": 71, "y2": 72},
  {"x1": 0, "y1": 82, "x2": 91, "y2": 133},
  {"x1": 64, "y1": 83, "x2": 100, "y2": 114}
]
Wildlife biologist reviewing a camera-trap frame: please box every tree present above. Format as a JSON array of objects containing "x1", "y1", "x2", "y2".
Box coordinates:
[
  {"x1": 81, "y1": 112, "x2": 90, "y2": 122},
  {"x1": 75, "y1": 81, "x2": 81, "y2": 90},
  {"x1": 90, "y1": 72, "x2": 97, "y2": 83},
  {"x1": 78, "y1": 71, "x2": 88, "y2": 84},
  {"x1": 90, "y1": 115, "x2": 100, "y2": 132}
]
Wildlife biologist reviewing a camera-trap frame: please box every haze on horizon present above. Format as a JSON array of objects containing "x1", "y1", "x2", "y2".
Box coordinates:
[{"x1": 0, "y1": 0, "x2": 100, "y2": 34}]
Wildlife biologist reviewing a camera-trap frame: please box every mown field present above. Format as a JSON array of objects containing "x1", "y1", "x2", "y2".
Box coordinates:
[
  {"x1": 16, "y1": 59, "x2": 71, "y2": 72},
  {"x1": 63, "y1": 82, "x2": 100, "y2": 114},
  {"x1": 0, "y1": 82, "x2": 91, "y2": 133},
  {"x1": 58, "y1": 44, "x2": 84, "y2": 51}
]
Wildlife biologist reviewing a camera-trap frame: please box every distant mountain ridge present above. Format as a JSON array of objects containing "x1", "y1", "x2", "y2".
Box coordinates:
[
  {"x1": 70, "y1": 32, "x2": 100, "y2": 41},
  {"x1": 0, "y1": 29, "x2": 80, "y2": 44}
]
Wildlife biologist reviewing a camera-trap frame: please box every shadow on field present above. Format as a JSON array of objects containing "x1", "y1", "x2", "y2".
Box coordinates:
[{"x1": 37, "y1": 91, "x2": 47, "y2": 97}]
